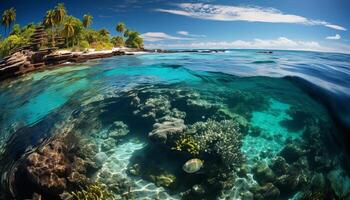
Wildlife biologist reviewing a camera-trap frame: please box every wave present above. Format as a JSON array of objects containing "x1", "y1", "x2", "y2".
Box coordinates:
[{"x1": 251, "y1": 60, "x2": 277, "y2": 64}]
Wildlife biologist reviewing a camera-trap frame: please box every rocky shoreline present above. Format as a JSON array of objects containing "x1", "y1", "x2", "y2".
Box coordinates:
[{"x1": 0, "y1": 49, "x2": 140, "y2": 82}]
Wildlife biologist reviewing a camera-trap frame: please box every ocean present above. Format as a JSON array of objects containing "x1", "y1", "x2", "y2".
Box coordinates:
[{"x1": 0, "y1": 50, "x2": 349, "y2": 199}]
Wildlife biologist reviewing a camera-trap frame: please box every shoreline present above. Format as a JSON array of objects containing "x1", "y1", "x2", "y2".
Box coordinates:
[{"x1": 0, "y1": 47, "x2": 148, "y2": 82}]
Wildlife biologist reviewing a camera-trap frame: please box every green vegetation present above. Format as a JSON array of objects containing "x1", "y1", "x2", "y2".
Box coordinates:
[
  {"x1": 0, "y1": 3, "x2": 144, "y2": 58},
  {"x1": 0, "y1": 23, "x2": 35, "y2": 57}
]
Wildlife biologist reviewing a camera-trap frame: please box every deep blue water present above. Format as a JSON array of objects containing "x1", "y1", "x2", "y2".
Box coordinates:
[{"x1": 0, "y1": 50, "x2": 350, "y2": 199}]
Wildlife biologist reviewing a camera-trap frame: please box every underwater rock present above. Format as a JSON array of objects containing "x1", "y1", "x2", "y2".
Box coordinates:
[
  {"x1": 270, "y1": 156, "x2": 289, "y2": 176},
  {"x1": 191, "y1": 184, "x2": 206, "y2": 196},
  {"x1": 281, "y1": 106, "x2": 313, "y2": 132},
  {"x1": 310, "y1": 173, "x2": 326, "y2": 190},
  {"x1": 327, "y1": 167, "x2": 350, "y2": 199},
  {"x1": 93, "y1": 152, "x2": 108, "y2": 168},
  {"x1": 225, "y1": 90, "x2": 269, "y2": 119},
  {"x1": 189, "y1": 119, "x2": 243, "y2": 169},
  {"x1": 148, "y1": 117, "x2": 186, "y2": 144},
  {"x1": 127, "y1": 163, "x2": 141, "y2": 176},
  {"x1": 279, "y1": 143, "x2": 305, "y2": 164},
  {"x1": 101, "y1": 138, "x2": 117, "y2": 152},
  {"x1": 182, "y1": 184, "x2": 206, "y2": 200},
  {"x1": 182, "y1": 158, "x2": 204, "y2": 173},
  {"x1": 151, "y1": 172, "x2": 177, "y2": 188},
  {"x1": 253, "y1": 162, "x2": 275, "y2": 184},
  {"x1": 253, "y1": 183, "x2": 280, "y2": 200},
  {"x1": 275, "y1": 165, "x2": 309, "y2": 196},
  {"x1": 237, "y1": 164, "x2": 249, "y2": 177},
  {"x1": 108, "y1": 121, "x2": 129, "y2": 139},
  {"x1": 242, "y1": 191, "x2": 254, "y2": 200}
]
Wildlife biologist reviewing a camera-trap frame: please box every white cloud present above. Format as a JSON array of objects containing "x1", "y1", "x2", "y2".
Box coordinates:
[
  {"x1": 145, "y1": 37, "x2": 336, "y2": 53},
  {"x1": 326, "y1": 34, "x2": 341, "y2": 40},
  {"x1": 177, "y1": 31, "x2": 189, "y2": 35},
  {"x1": 141, "y1": 32, "x2": 193, "y2": 42},
  {"x1": 156, "y1": 3, "x2": 346, "y2": 31},
  {"x1": 177, "y1": 31, "x2": 206, "y2": 37},
  {"x1": 324, "y1": 24, "x2": 346, "y2": 31}
]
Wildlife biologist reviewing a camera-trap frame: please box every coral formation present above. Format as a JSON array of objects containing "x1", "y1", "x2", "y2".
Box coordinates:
[
  {"x1": 24, "y1": 133, "x2": 91, "y2": 195},
  {"x1": 7, "y1": 131, "x2": 100, "y2": 199},
  {"x1": 171, "y1": 135, "x2": 201, "y2": 156},
  {"x1": 148, "y1": 117, "x2": 186, "y2": 144},
  {"x1": 187, "y1": 119, "x2": 243, "y2": 169},
  {"x1": 69, "y1": 182, "x2": 115, "y2": 200}
]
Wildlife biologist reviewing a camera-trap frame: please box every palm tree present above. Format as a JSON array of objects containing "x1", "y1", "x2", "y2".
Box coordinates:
[
  {"x1": 123, "y1": 29, "x2": 130, "y2": 38},
  {"x1": 99, "y1": 28, "x2": 110, "y2": 37},
  {"x1": 2, "y1": 7, "x2": 16, "y2": 36},
  {"x1": 43, "y1": 10, "x2": 55, "y2": 28},
  {"x1": 62, "y1": 16, "x2": 75, "y2": 47},
  {"x1": 43, "y1": 9, "x2": 56, "y2": 46},
  {"x1": 83, "y1": 14, "x2": 93, "y2": 28},
  {"x1": 54, "y1": 3, "x2": 66, "y2": 25},
  {"x1": 116, "y1": 22, "x2": 125, "y2": 36}
]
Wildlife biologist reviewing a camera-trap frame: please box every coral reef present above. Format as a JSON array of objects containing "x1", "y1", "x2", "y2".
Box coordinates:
[
  {"x1": 8, "y1": 132, "x2": 99, "y2": 199},
  {"x1": 171, "y1": 135, "x2": 201, "y2": 156},
  {"x1": 68, "y1": 182, "x2": 116, "y2": 200},
  {"x1": 188, "y1": 119, "x2": 243, "y2": 169},
  {"x1": 131, "y1": 92, "x2": 185, "y2": 123},
  {"x1": 148, "y1": 117, "x2": 186, "y2": 144},
  {"x1": 24, "y1": 133, "x2": 90, "y2": 194}
]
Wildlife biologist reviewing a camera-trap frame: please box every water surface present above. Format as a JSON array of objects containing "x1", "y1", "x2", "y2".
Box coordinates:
[{"x1": 0, "y1": 50, "x2": 349, "y2": 200}]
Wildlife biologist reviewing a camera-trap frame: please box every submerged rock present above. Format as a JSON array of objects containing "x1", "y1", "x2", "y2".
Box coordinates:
[
  {"x1": 279, "y1": 143, "x2": 305, "y2": 164},
  {"x1": 183, "y1": 158, "x2": 204, "y2": 173},
  {"x1": 327, "y1": 167, "x2": 350, "y2": 199},
  {"x1": 108, "y1": 121, "x2": 129, "y2": 139},
  {"x1": 148, "y1": 117, "x2": 186, "y2": 144},
  {"x1": 151, "y1": 172, "x2": 177, "y2": 188},
  {"x1": 93, "y1": 152, "x2": 108, "y2": 168},
  {"x1": 253, "y1": 162, "x2": 275, "y2": 184},
  {"x1": 253, "y1": 183, "x2": 280, "y2": 200}
]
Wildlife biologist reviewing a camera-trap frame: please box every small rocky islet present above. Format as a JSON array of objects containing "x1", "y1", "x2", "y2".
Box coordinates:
[{"x1": 0, "y1": 77, "x2": 349, "y2": 200}]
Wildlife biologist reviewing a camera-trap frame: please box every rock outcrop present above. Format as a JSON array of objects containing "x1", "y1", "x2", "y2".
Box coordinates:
[{"x1": 0, "y1": 50, "x2": 127, "y2": 82}]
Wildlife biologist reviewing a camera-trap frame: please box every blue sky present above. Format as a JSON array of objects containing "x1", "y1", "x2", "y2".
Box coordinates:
[{"x1": 1, "y1": 0, "x2": 350, "y2": 53}]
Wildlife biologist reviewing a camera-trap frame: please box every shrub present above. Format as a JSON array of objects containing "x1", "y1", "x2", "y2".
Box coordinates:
[
  {"x1": 0, "y1": 35, "x2": 28, "y2": 58},
  {"x1": 79, "y1": 40, "x2": 89, "y2": 49},
  {"x1": 111, "y1": 36, "x2": 124, "y2": 47}
]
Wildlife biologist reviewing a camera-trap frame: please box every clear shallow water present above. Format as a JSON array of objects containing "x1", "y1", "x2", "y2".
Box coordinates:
[{"x1": 0, "y1": 50, "x2": 350, "y2": 200}]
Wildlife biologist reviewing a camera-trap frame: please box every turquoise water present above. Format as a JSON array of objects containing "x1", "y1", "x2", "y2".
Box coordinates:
[{"x1": 0, "y1": 50, "x2": 349, "y2": 199}]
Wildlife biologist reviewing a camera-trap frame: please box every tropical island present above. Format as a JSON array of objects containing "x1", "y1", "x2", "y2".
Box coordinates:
[
  {"x1": 0, "y1": 3, "x2": 144, "y2": 81},
  {"x1": 1, "y1": 1, "x2": 350, "y2": 200}
]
